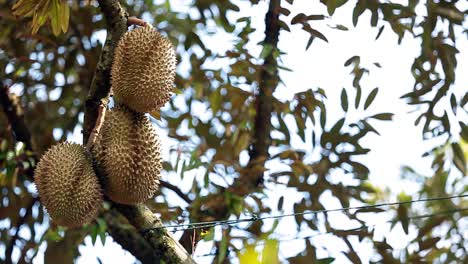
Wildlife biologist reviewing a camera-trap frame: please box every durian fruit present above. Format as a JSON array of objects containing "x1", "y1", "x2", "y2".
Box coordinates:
[
  {"x1": 93, "y1": 105, "x2": 162, "y2": 204},
  {"x1": 111, "y1": 26, "x2": 176, "y2": 113},
  {"x1": 34, "y1": 143, "x2": 102, "y2": 228}
]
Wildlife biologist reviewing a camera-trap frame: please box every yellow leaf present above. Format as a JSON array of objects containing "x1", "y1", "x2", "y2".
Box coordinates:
[
  {"x1": 149, "y1": 110, "x2": 161, "y2": 120},
  {"x1": 261, "y1": 239, "x2": 279, "y2": 264},
  {"x1": 49, "y1": 0, "x2": 61, "y2": 36},
  {"x1": 239, "y1": 245, "x2": 260, "y2": 264},
  {"x1": 60, "y1": 0, "x2": 69, "y2": 33},
  {"x1": 12, "y1": 0, "x2": 35, "y2": 17}
]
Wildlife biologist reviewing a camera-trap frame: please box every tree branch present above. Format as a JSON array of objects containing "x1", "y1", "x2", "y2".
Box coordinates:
[
  {"x1": 160, "y1": 180, "x2": 192, "y2": 204},
  {"x1": 84, "y1": 1, "x2": 196, "y2": 263},
  {"x1": 114, "y1": 204, "x2": 196, "y2": 264},
  {"x1": 247, "y1": 0, "x2": 281, "y2": 187},
  {"x1": 179, "y1": 0, "x2": 282, "y2": 252},
  {"x1": 102, "y1": 209, "x2": 159, "y2": 263},
  {"x1": 83, "y1": 0, "x2": 128, "y2": 142},
  {"x1": 0, "y1": 85, "x2": 33, "y2": 151}
]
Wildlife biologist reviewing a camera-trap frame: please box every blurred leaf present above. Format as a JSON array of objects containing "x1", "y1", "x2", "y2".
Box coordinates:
[
  {"x1": 451, "y1": 142, "x2": 466, "y2": 175},
  {"x1": 239, "y1": 244, "x2": 260, "y2": 264},
  {"x1": 419, "y1": 237, "x2": 441, "y2": 251},
  {"x1": 397, "y1": 204, "x2": 409, "y2": 234},
  {"x1": 261, "y1": 239, "x2": 279, "y2": 264},
  {"x1": 344, "y1": 56, "x2": 360, "y2": 67},
  {"x1": 375, "y1": 25, "x2": 385, "y2": 40},
  {"x1": 369, "y1": 113, "x2": 393, "y2": 121},
  {"x1": 364, "y1": 88, "x2": 379, "y2": 110},
  {"x1": 218, "y1": 236, "x2": 228, "y2": 263},
  {"x1": 340, "y1": 88, "x2": 348, "y2": 112},
  {"x1": 317, "y1": 258, "x2": 335, "y2": 264},
  {"x1": 355, "y1": 86, "x2": 362, "y2": 109}
]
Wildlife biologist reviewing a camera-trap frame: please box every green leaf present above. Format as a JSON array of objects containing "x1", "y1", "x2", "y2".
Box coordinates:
[
  {"x1": 364, "y1": 88, "x2": 378, "y2": 110},
  {"x1": 369, "y1": 113, "x2": 393, "y2": 121},
  {"x1": 305, "y1": 36, "x2": 314, "y2": 50},
  {"x1": 218, "y1": 236, "x2": 228, "y2": 264},
  {"x1": 60, "y1": 0, "x2": 70, "y2": 33},
  {"x1": 326, "y1": 0, "x2": 337, "y2": 15},
  {"x1": 451, "y1": 142, "x2": 466, "y2": 175},
  {"x1": 307, "y1": 27, "x2": 328, "y2": 43},
  {"x1": 277, "y1": 196, "x2": 284, "y2": 211},
  {"x1": 90, "y1": 225, "x2": 98, "y2": 245},
  {"x1": 329, "y1": 118, "x2": 345, "y2": 135},
  {"x1": 50, "y1": 0, "x2": 61, "y2": 36},
  {"x1": 352, "y1": 1, "x2": 365, "y2": 26},
  {"x1": 340, "y1": 88, "x2": 348, "y2": 112},
  {"x1": 317, "y1": 258, "x2": 335, "y2": 264},
  {"x1": 344, "y1": 55, "x2": 360, "y2": 67},
  {"x1": 397, "y1": 204, "x2": 409, "y2": 234},
  {"x1": 333, "y1": 24, "x2": 349, "y2": 31},
  {"x1": 355, "y1": 86, "x2": 362, "y2": 109},
  {"x1": 419, "y1": 237, "x2": 441, "y2": 251}
]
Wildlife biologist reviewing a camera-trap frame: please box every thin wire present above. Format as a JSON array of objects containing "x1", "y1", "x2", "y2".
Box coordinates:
[
  {"x1": 142, "y1": 193, "x2": 467, "y2": 233},
  {"x1": 195, "y1": 207, "x2": 468, "y2": 258}
]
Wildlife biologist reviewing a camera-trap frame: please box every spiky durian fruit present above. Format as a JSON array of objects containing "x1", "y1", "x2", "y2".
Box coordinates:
[
  {"x1": 34, "y1": 143, "x2": 102, "y2": 228},
  {"x1": 93, "y1": 106, "x2": 162, "y2": 204},
  {"x1": 111, "y1": 26, "x2": 176, "y2": 113}
]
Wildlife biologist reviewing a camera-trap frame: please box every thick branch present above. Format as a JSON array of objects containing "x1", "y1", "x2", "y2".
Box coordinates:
[
  {"x1": 85, "y1": 1, "x2": 196, "y2": 263},
  {"x1": 83, "y1": 0, "x2": 128, "y2": 142},
  {"x1": 103, "y1": 209, "x2": 159, "y2": 263},
  {"x1": 0, "y1": 85, "x2": 33, "y2": 151},
  {"x1": 247, "y1": 0, "x2": 281, "y2": 187},
  {"x1": 114, "y1": 204, "x2": 196, "y2": 264}
]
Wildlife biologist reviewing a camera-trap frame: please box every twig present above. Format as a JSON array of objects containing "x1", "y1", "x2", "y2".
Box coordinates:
[
  {"x1": 160, "y1": 180, "x2": 192, "y2": 204},
  {"x1": 86, "y1": 103, "x2": 106, "y2": 150},
  {"x1": 128, "y1": 16, "x2": 153, "y2": 28}
]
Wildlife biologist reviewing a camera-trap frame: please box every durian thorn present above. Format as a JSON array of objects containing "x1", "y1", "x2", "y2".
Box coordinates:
[
  {"x1": 127, "y1": 16, "x2": 153, "y2": 28},
  {"x1": 86, "y1": 102, "x2": 107, "y2": 151}
]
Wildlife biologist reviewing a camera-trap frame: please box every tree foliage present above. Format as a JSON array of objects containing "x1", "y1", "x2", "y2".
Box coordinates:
[{"x1": 0, "y1": 0, "x2": 466, "y2": 263}]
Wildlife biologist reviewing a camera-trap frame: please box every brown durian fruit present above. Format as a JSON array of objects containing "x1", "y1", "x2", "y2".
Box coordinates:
[
  {"x1": 34, "y1": 142, "x2": 102, "y2": 228},
  {"x1": 93, "y1": 105, "x2": 162, "y2": 204},
  {"x1": 111, "y1": 26, "x2": 176, "y2": 113}
]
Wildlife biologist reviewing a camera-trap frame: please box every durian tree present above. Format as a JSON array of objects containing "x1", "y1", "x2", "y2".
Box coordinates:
[{"x1": 0, "y1": 0, "x2": 466, "y2": 263}]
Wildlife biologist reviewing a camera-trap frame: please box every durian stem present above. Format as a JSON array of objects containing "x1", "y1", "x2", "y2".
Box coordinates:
[
  {"x1": 86, "y1": 102, "x2": 106, "y2": 150},
  {"x1": 128, "y1": 16, "x2": 153, "y2": 28}
]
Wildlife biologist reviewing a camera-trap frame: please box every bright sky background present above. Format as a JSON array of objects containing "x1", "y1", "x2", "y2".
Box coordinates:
[{"x1": 20, "y1": 0, "x2": 467, "y2": 263}]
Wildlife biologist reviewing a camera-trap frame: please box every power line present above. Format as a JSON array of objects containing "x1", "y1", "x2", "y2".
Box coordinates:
[
  {"x1": 195, "y1": 207, "x2": 468, "y2": 258},
  {"x1": 142, "y1": 193, "x2": 467, "y2": 233}
]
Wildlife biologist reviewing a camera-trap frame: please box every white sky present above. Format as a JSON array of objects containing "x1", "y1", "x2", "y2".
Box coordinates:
[{"x1": 21, "y1": 0, "x2": 467, "y2": 263}]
